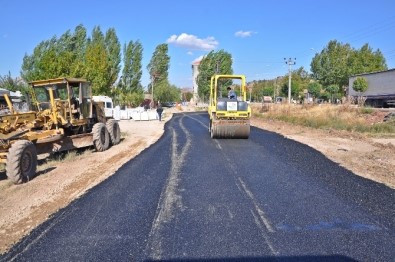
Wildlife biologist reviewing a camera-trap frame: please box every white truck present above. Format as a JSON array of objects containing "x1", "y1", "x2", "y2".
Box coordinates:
[
  {"x1": 92, "y1": 96, "x2": 131, "y2": 120},
  {"x1": 92, "y1": 95, "x2": 114, "y2": 118},
  {"x1": 348, "y1": 69, "x2": 395, "y2": 108}
]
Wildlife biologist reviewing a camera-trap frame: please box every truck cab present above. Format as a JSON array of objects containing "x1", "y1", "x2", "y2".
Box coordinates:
[{"x1": 92, "y1": 96, "x2": 114, "y2": 118}]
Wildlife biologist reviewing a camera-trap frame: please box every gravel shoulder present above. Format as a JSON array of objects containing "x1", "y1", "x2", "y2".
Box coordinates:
[{"x1": 0, "y1": 107, "x2": 394, "y2": 254}]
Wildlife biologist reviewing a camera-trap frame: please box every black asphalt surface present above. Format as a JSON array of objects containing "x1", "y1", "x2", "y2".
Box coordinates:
[{"x1": 1, "y1": 112, "x2": 394, "y2": 261}]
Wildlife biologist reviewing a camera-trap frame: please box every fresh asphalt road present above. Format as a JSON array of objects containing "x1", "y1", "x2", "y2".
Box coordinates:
[{"x1": 1, "y1": 112, "x2": 394, "y2": 261}]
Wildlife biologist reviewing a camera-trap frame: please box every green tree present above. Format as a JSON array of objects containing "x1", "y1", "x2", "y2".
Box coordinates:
[
  {"x1": 147, "y1": 43, "x2": 170, "y2": 102},
  {"x1": 307, "y1": 82, "x2": 322, "y2": 100},
  {"x1": 104, "y1": 28, "x2": 121, "y2": 88},
  {"x1": 21, "y1": 37, "x2": 60, "y2": 81},
  {"x1": 310, "y1": 40, "x2": 354, "y2": 88},
  {"x1": 261, "y1": 86, "x2": 274, "y2": 97},
  {"x1": 21, "y1": 25, "x2": 88, "y2": 82},
  {"x1": 352, "y1": 77, "x2": 369, "y2": 106},
  {"x1": 121, "y1": 40, "x2": 143, "y2": 93},
  {"x1": 351, "y1": 44, "x2": 387, "y2": 74},
  {"x1": 117, "y1": 40, "x2": 144, "y2": 107},
  {"x1": 119, "y1": 90, "x2": 144, "y2": 107},
  {"x1": 281, "y1": 80, "x2": 301, "y2": 100},
  {"x1": 249, "y1": 77, "x2": 287, "y2": 102},
  {"x1": 311, "y1": 40, "x2": 387, "y2": 90},
  {"x1": 352, "y1": 77, "x2": 368, "y2": 93},
  {"x1": 70, "y1": 24, "x2": 88, "y2": 77},
  {"x1": 325, "y1": 84, "x2": 340, "y2": 103},
  {"x1": 85, "y1": 26, "x2": 121, "y2": 95},
  {"x1": 196, "y1": 49, "x2": 233, "y2": 100},
  {"x1": 281, "y1": 67, "x2": 309, "y2": 101},
  {"x1": 0, "y1": 72, "x2": 29, "y2": 95},
  {"x1": 182, "y1": 91, "x2": 193, "y2": 102},
  {"x1": 21, "y1": 25, "x2": 121, "y2": 96},
  {"x1": 85, "y1": 26, "x2": 110, "y2": 95},
  {"x1": 155, "y1": 81, "x2": 180, "y2": 103}
]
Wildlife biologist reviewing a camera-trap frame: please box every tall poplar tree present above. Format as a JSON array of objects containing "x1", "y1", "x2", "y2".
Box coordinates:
[
  {"x1": 130, "y1": 40, "x2": 143, "y2": 93},
  {"x1": 85, "y1": 26, "x2": 110, "y2": 95},
  {"x1": 70, "y1": 24, "x2": 87, "y2": 77},
  {"x1": 147, "y1": 44, "x2": 170, "y2": 102},
  {"x1": 104, "y1": 28, "x2": 121, "y2": 88},
  {"x1": 85, "y1": 26, "x2": 121, "y2": 95},
  {"x1": 121, "y1": 40, "x2": 143, "y2": 93},
  {"x1": 119, "y1": 40, "x2": 144, "y2": 106},
  {"x1": 147, "y1": 43, "x2": 170, "y2": 84}
]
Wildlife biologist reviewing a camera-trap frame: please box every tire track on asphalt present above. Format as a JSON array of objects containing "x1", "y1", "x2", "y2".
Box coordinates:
[
  {"x1": 219, "y1": 142, "x2": 279, "y2": 256},
  {"x1": 182, "y1": 112, "x2": 278, "y2": 255},
  {"x1": 183, "y1": 112, "x2": 208, "y2": 130},
  {"x1": 145, "y1": 115, "x2": 191, "y2": 260},
  {"x1": 236, "y1": 177, "x2": 278, "y2": 255}
]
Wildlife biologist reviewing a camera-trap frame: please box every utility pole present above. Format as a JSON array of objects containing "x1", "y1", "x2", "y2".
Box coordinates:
[
  {"x1": 150, "y1": 73, "x2": 159, "y2": 108},
  {"x1": 249, "y1": 83, "x2": 252, "y2": 102},
  {"x1": 284, "y1": 58, "x2": 296, "y2": 104},
  {"x1": 151, "y1": 74, "x2": 155, "y2": 108}
]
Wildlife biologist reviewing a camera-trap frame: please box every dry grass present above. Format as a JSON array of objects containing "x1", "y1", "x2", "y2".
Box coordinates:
[
  {"x1": 37, "y1": 150, "x2": 92, "y2": 173},
  {"x1": 252, "y1": 103, "x2": 395, "y2": 135},
  {"x1": 120, "y1": 131, "x2": 128, "y2": 138}
]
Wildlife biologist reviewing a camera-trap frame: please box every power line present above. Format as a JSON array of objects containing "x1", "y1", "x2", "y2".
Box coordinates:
[{"x1": 340, "y1": 15, "x2": 395, "y2": 44}]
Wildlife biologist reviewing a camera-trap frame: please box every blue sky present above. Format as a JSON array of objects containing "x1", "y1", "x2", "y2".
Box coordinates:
[{"x1": 1, "y1": 0, "x2": 394, "y2": 88}]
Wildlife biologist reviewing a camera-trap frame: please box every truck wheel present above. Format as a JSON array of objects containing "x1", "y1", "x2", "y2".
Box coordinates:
[
  {"x1": 92, "y1": 123, "x2": 110, "y2": 152},
  {"x1": 106, "y1": 119, "x2": 120, "y2": 145},
  {"x1": 6, "y1": 140, "x2": 37, "y2": 184}
]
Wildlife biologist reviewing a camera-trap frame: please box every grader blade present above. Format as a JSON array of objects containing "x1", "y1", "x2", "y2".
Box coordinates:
[{"x1": 35, "y1": 134, "x2": 94, "y2": 154}]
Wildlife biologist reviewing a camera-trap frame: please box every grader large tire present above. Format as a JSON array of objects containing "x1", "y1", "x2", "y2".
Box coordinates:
[
  {"x1": 92, "y1": 123, "x2": 110, "y2": 152},
  {"x1": 6, "y1": 140, "x2": 37, "y2": 184},
  {"x1": 106, "y1": 119, "x2": 121, "y2": 145}
]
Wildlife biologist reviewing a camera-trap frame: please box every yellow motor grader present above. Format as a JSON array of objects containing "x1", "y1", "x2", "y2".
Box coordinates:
[
  {"x1": 0, "y1": 78, "x2": 120, "y2": 184},
  {"x1": 208, "y1": 74, "x2": 251, "y2": 139}
]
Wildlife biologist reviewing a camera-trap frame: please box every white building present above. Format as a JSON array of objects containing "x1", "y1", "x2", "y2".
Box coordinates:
[{"x1": 191, "y1": 60, "x2": 200, "y2": 103}]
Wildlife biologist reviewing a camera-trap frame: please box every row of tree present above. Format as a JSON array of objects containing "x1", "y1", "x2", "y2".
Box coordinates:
[
  {"x1": 1, "y1": 24, "x2": 181, "y2": 107},
  {"x1": 249, "y1": 40, "x2": 387, "y2": 103},
  {"x1": 0, "y1": 28, "x2": 387, "y2": 105}
]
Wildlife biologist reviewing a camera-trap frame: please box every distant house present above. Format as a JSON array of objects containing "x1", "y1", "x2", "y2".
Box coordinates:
[{"x1": 348, "y1": 69, "x2": 395, "y2": 107}]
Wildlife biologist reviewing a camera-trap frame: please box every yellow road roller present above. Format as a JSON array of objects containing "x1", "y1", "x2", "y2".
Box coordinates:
[{"x1": 208, "y1": 74, "x2": 251, "y2": 139}]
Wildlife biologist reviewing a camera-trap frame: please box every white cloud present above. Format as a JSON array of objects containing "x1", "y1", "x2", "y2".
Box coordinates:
[
  {"x1": 167, "y1": 33, "x2": 218, "y2": 50},
  {"x1": 234, "y1": 30, "x2": 255, "y2": 38},
  {"x1": 187, "y1": 51, "x2": 193, "y2": 55}
]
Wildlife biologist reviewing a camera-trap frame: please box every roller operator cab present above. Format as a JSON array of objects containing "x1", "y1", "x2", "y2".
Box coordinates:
[{"x1": 208, "y1": 74, "x2": 251, "y2": 139}]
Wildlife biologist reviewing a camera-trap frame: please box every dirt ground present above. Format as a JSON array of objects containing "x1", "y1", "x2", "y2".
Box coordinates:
[{"x1": 0, "y1": 106, "x2": 394, "y2": 254}]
